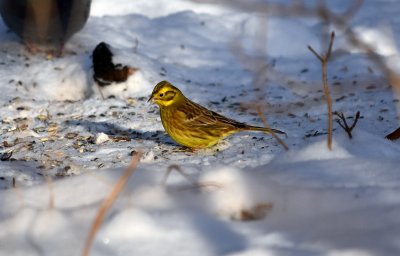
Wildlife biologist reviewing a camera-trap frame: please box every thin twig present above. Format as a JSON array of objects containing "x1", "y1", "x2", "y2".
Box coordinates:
[
  {"x1": 334, "y1": 111, "x2": 360, "y2": 139},
  {"x1": 96, "y1": 84, "x2": 105, "y2": 100},
  {"x1": 307, "y1": 46, "x2": 323, "y2": 62},
  {"x1": 256, "y1": 106, "x2": 289, "y2": 151},
  {"x1": 12, "y1": 177, "x2": 24, "y2": 209},
  {"x1": 335, "y1": 114, "x2": 348, "y2": 131},
  {"x1": 82, "y1": 151, "x2": 142, "y2": 256},
  {"x1": 162, "y1": 164, "x2": 196, "y2": 186},
  {"x1": 308, "y1": 31, "x2": 335, "y2": 150},
  {"x1": 133, "y1": 38, "x2": 139, "y2": 54},
  {"x1": 176, "y1": 182, "x2": 224, "y2": 191},
  {"x1": 349, "y1": 111, "x2": 361, "y2": 131},
  {"x1": 162, "y1": 164, "x2": 224, "y2": 192},
  {"x1": 45, "y1": 176, "x2": 54, "y2": 210}
]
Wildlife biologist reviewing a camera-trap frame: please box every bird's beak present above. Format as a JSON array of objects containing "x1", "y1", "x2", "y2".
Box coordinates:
[{"x1": 147, "y1": 94, "x2": 154, "y2": 103}]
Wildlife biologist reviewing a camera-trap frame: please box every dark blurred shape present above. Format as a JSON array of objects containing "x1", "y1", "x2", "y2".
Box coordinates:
[
  {"x1": 386, "y1": 127, "x2": 400, "y2": 141},
  {"x1": 0, "y1": 0, "x2": 91, "y2": 53},
  {"x1": 92, "y1": 42, "x2": 136, "y2": 87}
]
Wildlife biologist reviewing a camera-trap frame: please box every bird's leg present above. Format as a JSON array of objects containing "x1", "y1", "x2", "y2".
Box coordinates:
[
  {"x1": 24, "y1": 40, "x2": 39, "y2": 54},
  {"x1": 53, "y1": 42, "x2": 64, "y2": 57}
]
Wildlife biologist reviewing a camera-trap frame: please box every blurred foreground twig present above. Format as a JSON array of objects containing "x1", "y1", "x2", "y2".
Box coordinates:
[
  {"x1": 256, "y1": 106, "x2": 289, "y2": 151},
  {"x1": 82, "y1": 151, "x2": 142, "y2": 256},
  {"x1": 162, "y1": 164, "x2": 196, "y2": 186}
]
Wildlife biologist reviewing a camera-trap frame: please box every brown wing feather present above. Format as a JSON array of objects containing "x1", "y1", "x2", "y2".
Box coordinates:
[
  {"x1": 178, "y1": 98, "x2": 286, "y2": 135},
  {"x1": 178, "y1": 99, "x2": 246, "y2": 131}
]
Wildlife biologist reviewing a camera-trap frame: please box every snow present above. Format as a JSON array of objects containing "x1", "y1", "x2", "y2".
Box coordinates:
[{"x1": 1, "y1": 0, "x2": 400, "y2": 255}]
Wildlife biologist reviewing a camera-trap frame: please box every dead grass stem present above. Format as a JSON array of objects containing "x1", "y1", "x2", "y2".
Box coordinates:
[
  {"x1": 256, "y1": 106, "x2": 289, "y2": 151},
  {"x1": 82, "y1": 151, "x2": 142, "y2": 256},
  {"x1": 308, "y1": 32, "x2": 335, "y2": 150}
]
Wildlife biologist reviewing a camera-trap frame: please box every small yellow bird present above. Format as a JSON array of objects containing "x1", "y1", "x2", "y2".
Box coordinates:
[{"x1": 148, "y1": 81, "x2": 286, "y2": 149}]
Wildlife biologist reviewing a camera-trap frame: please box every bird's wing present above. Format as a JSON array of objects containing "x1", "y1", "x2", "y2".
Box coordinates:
[{"x1": 177, "y1": 100, "x2": 245, "y2": 130}]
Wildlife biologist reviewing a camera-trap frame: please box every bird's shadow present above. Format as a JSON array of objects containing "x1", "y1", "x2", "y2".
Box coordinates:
[{"x1": 65, "y1": 119, "x2": 177, "y2": 146}]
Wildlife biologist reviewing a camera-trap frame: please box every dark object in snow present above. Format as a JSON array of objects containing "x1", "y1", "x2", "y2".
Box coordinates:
[
  {"x1": 92, "y1": 42, "x2": 136, "y2": 87},
  {"x1": 386, "y1": 127, "x2": 400, "y2": 141},
  {"x1": 0, "y1": 151, "x2": 13, "y2": 161},
  {"x1": 0, "y1": 0, "x2": 91, "y2": 54}
]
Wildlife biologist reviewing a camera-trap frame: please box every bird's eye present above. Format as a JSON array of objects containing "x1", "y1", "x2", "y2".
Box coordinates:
[{"x1": 159, "y1": 93, "x2": 164, "y2": 97}]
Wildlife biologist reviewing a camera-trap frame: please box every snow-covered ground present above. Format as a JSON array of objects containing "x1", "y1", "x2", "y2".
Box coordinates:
[{"x1": 1, "y1": 0, "x2": 400, "y2": 255}]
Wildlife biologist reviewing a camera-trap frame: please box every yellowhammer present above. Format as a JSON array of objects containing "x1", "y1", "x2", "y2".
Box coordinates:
[{"x1": 148, "y1": 81, "x2": 286, "y2": 149}]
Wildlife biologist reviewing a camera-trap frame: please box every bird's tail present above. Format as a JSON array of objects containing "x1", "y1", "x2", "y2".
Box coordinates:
[{"x1": 244, "y1": 125, "x2": 287, "y2": 136}]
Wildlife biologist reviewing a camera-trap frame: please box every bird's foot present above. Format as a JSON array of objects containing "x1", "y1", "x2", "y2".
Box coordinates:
[{"x1": 24, "y1": 40, "x2": 65, "y2": 58}]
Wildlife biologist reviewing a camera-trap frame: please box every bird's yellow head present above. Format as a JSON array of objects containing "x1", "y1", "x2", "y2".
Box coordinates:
[{"x1": 148, "y1": 81, "x2": 184, "y2": 107}]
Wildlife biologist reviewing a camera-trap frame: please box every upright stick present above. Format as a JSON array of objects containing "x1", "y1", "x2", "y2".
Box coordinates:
[{"x1": 308, "y1": 31, "x2": 335, "y2": 150}]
